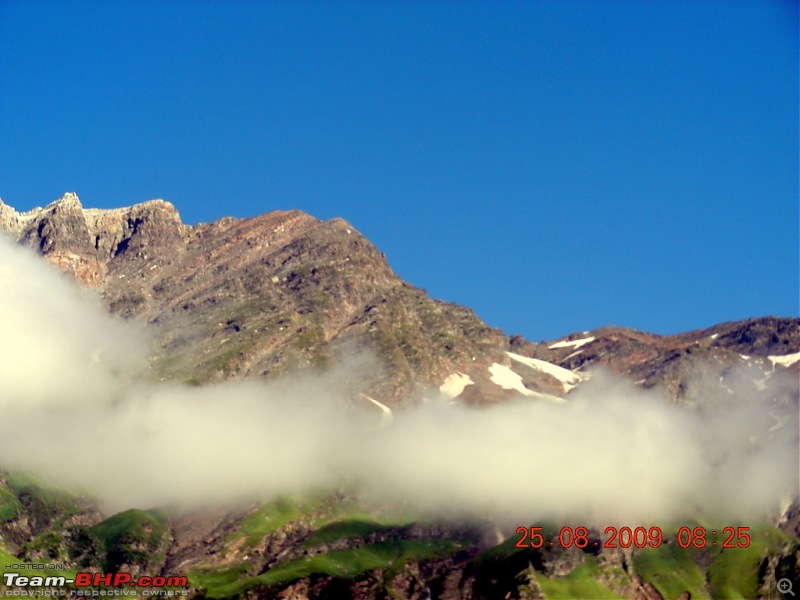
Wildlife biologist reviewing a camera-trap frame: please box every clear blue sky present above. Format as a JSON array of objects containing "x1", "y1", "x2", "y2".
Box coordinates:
[{"x1": 1, "y1": 0, "x2": 797, "y2": 341}]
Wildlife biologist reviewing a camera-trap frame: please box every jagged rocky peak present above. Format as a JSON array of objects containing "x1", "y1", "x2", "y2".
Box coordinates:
[
  {"x1": 0, "y1": 197, "x2": 16, "y2": 231},
  {"x1": 51, "y1": 191, "x2": 82, "y2": 209},
  {"x1": 0, "y1": 192, "x2": 184, "y2": 233},
  {"x1": 0, "y1": 193, "x2": 187, "y2": 286},
  {"x1": 83, "y1": 198, "x2": 187, "y2": 258},
  {"x1": 0, "y1": 192, "x2": 83, "y2": 229}
]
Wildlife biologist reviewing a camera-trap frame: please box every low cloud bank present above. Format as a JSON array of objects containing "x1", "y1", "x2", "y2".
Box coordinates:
[{"x1": 0, "y1": 236, "x2": 796, "y2": 524}]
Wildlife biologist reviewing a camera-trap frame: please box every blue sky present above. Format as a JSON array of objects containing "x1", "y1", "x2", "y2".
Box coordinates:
[{"x1": 1, "y1": 0, "x2": 797, "y2": 341}]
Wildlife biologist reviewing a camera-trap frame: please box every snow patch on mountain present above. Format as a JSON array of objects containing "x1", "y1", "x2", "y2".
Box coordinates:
[
  {"x1": 439, "y1": 372, "x2": 475, "y2": 398},
  {"x1": 489, "y1": 363, "x2": 536, "y2": 397},
  {"x1": 768, "y1": 352, "x2": 800, "y2": 369},
  {"x1": 506, "y1": 352, "x2": 585, "y2": 392},
  {"x1": 548, "y1": 336, "x2": 595, "y2": 350}
]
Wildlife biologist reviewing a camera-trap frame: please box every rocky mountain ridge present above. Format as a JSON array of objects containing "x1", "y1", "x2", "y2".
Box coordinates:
[{"x1": 2, "y1": 193, "x2": 798, "y2": 408}]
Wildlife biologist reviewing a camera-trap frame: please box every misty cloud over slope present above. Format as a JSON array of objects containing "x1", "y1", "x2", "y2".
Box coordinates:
[{"x1": 0, "y1": 235, "x2": 796, "y2": 523}]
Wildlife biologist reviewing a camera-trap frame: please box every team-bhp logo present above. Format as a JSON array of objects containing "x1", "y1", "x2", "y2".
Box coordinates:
[{"x1": 2, "y1": 571, "x2": 189, "y2": 597}]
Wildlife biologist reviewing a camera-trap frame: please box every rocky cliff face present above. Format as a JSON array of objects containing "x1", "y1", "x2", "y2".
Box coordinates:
[{"x1": 1, "y1": 193, "x2": 186, "y2": 287}]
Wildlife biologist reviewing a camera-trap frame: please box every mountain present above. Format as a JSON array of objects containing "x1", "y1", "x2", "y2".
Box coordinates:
[
  {"x1": 0, "y1": 193, "x2": 798, "y2": 599},
  {"x1": 2, "y1": 193, "x2": 797, "y2": 404},
  {"x1": 0, "y1": 193, "x2": 510, "y2": 401}
]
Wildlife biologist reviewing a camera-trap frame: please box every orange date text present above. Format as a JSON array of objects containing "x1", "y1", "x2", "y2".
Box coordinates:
[{"x1": 514, "y1": 526, "x2": 750, "y2": 550}]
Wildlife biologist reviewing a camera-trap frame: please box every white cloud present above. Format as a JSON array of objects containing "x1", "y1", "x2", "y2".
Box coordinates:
[{"x1": 0, "y1": 235, "x2": 796, "y2": 525}]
